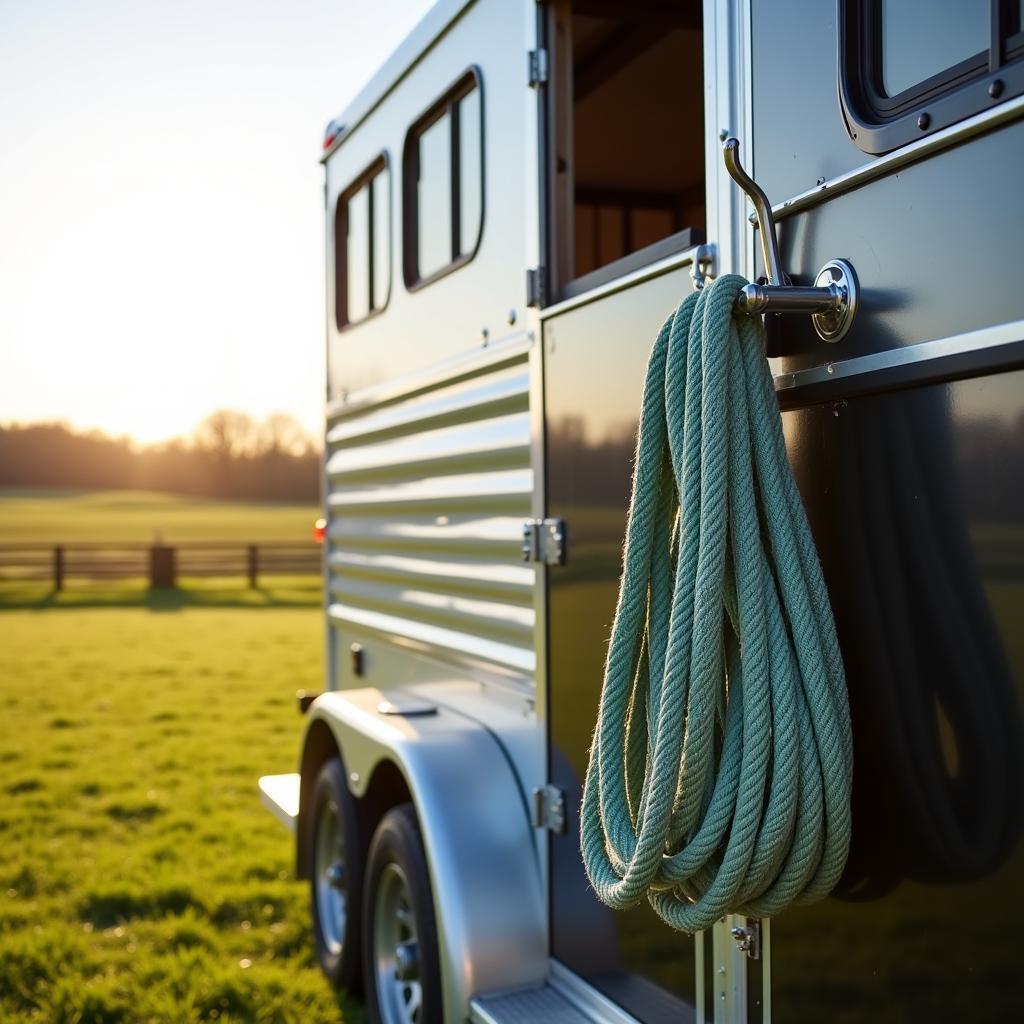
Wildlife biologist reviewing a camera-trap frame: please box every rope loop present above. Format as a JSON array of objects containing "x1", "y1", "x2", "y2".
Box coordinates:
[{"x1": 580, "y1": 275, "x2": 853, "y2": 933}]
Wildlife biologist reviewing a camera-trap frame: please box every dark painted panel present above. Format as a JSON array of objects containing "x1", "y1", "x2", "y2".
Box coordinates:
[
  {"x1": 751, "y1": 0, "x2": 866, "y2": 203},
  {"x1": 771, "y1": 369, "x2": 1024, "y2": 1021},
  {"x1": 762, "y1": 120, "x2": 1024, "y2": 375},
  {"x1": 545, "y1": 266, "x2": 1023, "y2": 1021},
  {"x1": 545, "y1": 267, "x2": 697, "y2": 1022}
]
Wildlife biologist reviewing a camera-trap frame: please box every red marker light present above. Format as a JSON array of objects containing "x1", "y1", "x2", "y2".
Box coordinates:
[
  {"x1": 313, "y1": 517, "x2": 326, "y2": 543},
  {"x1": 322, "y1": 118, "x2": 345, "y2": 151}
]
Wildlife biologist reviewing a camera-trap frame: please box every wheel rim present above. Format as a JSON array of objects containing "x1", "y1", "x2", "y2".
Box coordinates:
[
  {"x1": 314, "y1": 798, "x2": 347, "y2": 955},
  {"x1": 373, "y1": 862, "x2": 422, "y2": 1024}
]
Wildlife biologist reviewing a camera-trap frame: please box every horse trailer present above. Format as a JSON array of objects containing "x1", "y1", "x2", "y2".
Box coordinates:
[{"x1": 259, "y1": 1, "x2": 1024, "y2": 1020}]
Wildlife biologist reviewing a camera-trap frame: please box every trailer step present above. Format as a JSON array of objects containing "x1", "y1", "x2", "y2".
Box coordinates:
[
  {"x1": 470, "y1": 985, "x2": 594, "y2": 1024},
  {"x1": 258, "y1": 773, "x2": 300, "y2": 832}
]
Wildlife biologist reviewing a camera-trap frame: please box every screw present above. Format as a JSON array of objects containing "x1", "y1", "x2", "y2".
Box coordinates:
[
  {"x1": 917, "y1": 112, "x2": 931, "y2": 130},
  {"x1": 989, "y1": 79, "x2": 1004, "y2": 98},
  {"x1": 826, "y1": 363, "x2": 835, "y2": 375}
]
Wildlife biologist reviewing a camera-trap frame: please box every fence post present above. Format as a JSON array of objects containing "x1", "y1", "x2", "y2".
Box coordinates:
[
  {"x1": 149, "y1": 545, "x2": 176, "y2": 588},
  {"x1": 53, "y1": 545, "x2": 64, "y2": 590},
  {"x1": 247, "y1": 544, "x2": 258, "y2": 588}
]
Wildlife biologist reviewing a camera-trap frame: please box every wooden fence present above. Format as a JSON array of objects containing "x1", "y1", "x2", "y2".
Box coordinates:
[{"x1": 0, "y1": 542, "x2": 321, "y2": 589}]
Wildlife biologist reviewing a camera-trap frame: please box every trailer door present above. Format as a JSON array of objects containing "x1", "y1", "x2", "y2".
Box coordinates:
[{"x1": 540, "y1": 2, "x2": 758, "y2": 1021}]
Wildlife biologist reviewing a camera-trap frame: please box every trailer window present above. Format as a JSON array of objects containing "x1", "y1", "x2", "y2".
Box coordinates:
[
  {"x1": 335, "y1": 155, "x2": 390, "y2": 331},
  {"x1": 402, "y1": 68, "x2": 484, "y2": 290},
  {"x1": 841, "y1": 0, "x2": 1024, "y2": 153},
  {"x1": 547, "y1": 2, "x2": 705, "y2": 301}
]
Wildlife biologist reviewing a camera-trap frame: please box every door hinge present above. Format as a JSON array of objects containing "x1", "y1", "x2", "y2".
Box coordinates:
[
  {"x1": 528, "y1": 48, "x2": 549, "y2": 88},
  {"x1": 531, "y1": 784, "x2": 566, "y2": 834},
  {"x1": 526, "y1": 266, "x2": 546, "y2": 308},
  {"x1": 522, "y1": 518, "x2": 566, "y2": 565}
]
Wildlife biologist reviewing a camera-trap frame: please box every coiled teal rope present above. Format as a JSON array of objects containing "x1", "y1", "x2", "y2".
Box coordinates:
[{"x1": 580, "y1": 275, "x2": 853, "y2": 933}]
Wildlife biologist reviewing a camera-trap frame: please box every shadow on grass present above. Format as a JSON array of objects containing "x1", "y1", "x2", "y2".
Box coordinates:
[{"x1": 0, "y1": 577, "x2": 322, "y2": 611}]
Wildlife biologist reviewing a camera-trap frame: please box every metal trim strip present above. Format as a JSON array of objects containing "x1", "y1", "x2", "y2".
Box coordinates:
[
  {"x1": 773, "y1": 318, "x2": 1024, "y2": 404},
  {"x1": 328, "y1": 602, "x2": 535, "y2": 675},
  {"x1": 327, "y1": 332, "x2": 532, "y2": 422},
  {"x1": 539, "y1": 245, "x2": 702, "y2": 321},
  {"x1": 769, "y1": 94, "x2": 1024, "y2": 224}
]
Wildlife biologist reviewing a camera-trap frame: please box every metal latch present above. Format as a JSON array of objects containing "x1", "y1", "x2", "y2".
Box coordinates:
[
  {"x1": 528, "y1": 48, "x2": 549, "y2": 88},
  {"x1": 531, "y1": 785, "x2": 566, "y2": 834},
  {"x1": 730, "y1": 919, "x2": 761, "y2": 959},
  {"x1": 522, "y1": 518, "x2": 566, "y2": 565}
]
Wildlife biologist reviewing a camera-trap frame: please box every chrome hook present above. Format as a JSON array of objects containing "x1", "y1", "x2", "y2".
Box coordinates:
[{"x1": 721, "y1": 137, "x2": 859, "y2": 343}]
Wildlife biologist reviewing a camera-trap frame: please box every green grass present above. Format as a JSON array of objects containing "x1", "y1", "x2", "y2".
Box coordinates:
[
  {"x1": 0, "y1": 591, "x2": 357, "y2": 1024},
  {"x1": 0, "y1": 490, "x2": 319, "y2": 543}
]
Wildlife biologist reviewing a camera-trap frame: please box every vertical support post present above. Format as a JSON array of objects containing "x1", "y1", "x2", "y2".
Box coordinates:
[
  {"x1": 247, "y1": 544, "x2": 258, "y2": 589},
  {"x1": 149, "y1": 545, "x2": 176, "y2": 588},
  {"x1": 53, "y1": 545, "x2": 64, "y2": 591}
]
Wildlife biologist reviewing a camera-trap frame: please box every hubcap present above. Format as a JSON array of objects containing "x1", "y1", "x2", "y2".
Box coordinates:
[
  {"x1": 314, "y1": 799, "x2": 347, "y2": 955},
  {"x1": 374, "y1": 862, "x2": 422, "y2": 1024}
]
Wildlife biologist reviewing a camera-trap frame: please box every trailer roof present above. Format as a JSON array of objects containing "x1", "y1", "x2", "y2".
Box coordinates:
[{"x1": 320, "y1": 0, "x2": 474, "y2": 163}]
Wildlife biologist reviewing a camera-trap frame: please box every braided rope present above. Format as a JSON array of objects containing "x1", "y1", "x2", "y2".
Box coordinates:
[{"x1": 579, "y1": 275, "x2": 853, "y2": 933}]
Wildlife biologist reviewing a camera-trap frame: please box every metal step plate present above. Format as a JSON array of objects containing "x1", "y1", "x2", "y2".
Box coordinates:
[
  {"x1": 258, "y1": 772, "x2": 300, "y2": 832},
  {"x1": 470, "y1": 985, "x2": 594, "y2": 1024}
]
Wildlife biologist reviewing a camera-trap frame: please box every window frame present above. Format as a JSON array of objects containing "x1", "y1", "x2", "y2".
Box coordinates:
[
  {"x1": 402, "y1": 66, "x2": 485, "y2": 292},
  {"x1": 334, "y1": 152, "x2": 392, "y2": 333},
  {"x1": 839, "y1": 0, "x2": 1024, "y2": 154}
]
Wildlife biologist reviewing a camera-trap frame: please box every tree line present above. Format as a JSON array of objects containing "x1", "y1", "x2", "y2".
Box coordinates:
[{"x1": 0, "y1": 411, "x2": 320, "y2": 501}]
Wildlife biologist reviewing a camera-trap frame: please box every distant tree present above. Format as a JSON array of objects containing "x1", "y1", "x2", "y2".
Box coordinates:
[{"x1": 0, "y1": 412, "x2": 319, "y2": 501}]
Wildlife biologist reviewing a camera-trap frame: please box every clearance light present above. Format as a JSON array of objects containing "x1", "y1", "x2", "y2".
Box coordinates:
[
  {"x1": 322, "y1": 118, "x2": 345, "y2": 151},
  {"x1": 313, "y1": 518, "x2": 327, "y2": 543}
]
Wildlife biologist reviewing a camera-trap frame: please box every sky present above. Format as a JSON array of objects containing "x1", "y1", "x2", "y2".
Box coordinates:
[{"x1": 0, "y1": 0, "x2": 434, "y2": 444}]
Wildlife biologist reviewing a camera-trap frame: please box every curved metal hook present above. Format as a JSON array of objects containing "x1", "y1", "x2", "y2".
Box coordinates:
[{"x1": 722, "y1": 137, "x2": 784, "y2": 287}]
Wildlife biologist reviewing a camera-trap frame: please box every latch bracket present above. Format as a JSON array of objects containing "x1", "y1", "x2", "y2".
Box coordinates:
[
  {"x1": 531, "y1": 785, "x2": 566, "y2": 834},
  {"x1": 522, "y1": 518, "x2": 567, "y2": 565},
  {"x1": 730, "y1": 919, "x2": 761, "y2": 960}
]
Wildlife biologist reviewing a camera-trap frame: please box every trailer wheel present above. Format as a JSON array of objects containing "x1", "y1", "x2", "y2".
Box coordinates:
[
  {"x1": 308, "y1": 757, "x2": 364, "y2": 991},
  {"x1": 363, "y1": 804, "x2": 441, "y2": 1024}
]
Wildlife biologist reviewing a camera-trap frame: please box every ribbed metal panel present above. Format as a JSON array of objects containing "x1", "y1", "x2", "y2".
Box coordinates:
[{"x1": 326, "y1": 338, "x2": 535, "y2": 683}]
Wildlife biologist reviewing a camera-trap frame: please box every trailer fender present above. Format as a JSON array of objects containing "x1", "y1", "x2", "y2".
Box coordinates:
[{"x1": 302, "y1": 687, "x2": 547, "y2": 1019}]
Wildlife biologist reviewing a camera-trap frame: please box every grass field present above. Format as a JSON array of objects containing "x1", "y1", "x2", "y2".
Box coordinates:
[
  {"x1": 0, "y1": 490, "x2": 319, "y2": 543},
  {"x1": 0, "y1": 592, "x2": 357, "y2": 1023}
]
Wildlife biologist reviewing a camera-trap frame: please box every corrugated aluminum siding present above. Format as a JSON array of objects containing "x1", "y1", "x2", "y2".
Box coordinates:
[{"x1": 325, "y1": 337, "x2": 535, "y2": 684}]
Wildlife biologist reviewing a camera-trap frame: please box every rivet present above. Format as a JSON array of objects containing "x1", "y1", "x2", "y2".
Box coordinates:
[
  {"x1": 917, "y1": 112, "x2": 931, "y2": 130},
  {"x1": 989, "y1": 79, "x2": 1004, "y2": 98}
]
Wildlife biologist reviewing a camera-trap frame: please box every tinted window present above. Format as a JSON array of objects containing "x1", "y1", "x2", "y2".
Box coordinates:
[
  {"x1": 840, "y1": 0, "x2": 1024, "y2": 153},
  {"x1": 403, "y1": 69, "x2": 484, "y2": 289},
  {"x1": 335, "y1": 155, "x2": 390, "y2": 330},
  {"x1": 880, "y1": 0, "x2": 987, "y2": 97}
]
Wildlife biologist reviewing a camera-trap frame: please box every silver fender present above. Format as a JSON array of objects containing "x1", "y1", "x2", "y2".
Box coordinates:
[{"x1": 305, "y1": 687, "x2": 547, "y2": 1021}]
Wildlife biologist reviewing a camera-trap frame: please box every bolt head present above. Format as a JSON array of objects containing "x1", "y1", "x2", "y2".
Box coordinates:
[
  {"x1": 917, "y1": 112, "x2": 931, "y2": 130},
  {"x1": 394, "y1": 940, "x2": 419, "y2": 981},
  {"x1": 989, "y1": 78, "x2": 1004, "y2": 98}
]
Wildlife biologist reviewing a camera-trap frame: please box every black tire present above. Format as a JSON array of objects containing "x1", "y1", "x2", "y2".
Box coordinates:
[
  {"x1": 363, "y1": 804, "x2": 442, "y2": 1024},
  {"x1": 306, "y1": 757, "x2": 364, "y2": 991}
]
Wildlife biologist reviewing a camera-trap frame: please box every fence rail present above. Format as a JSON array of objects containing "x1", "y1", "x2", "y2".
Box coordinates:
[{"x1": 0, "y1": 542, "x2": 321, "y2": 589}]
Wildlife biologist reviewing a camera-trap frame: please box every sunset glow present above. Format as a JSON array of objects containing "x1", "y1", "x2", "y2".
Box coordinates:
[{"x1": 0, "y1": 0, "x2": 433, "y2": 444}]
